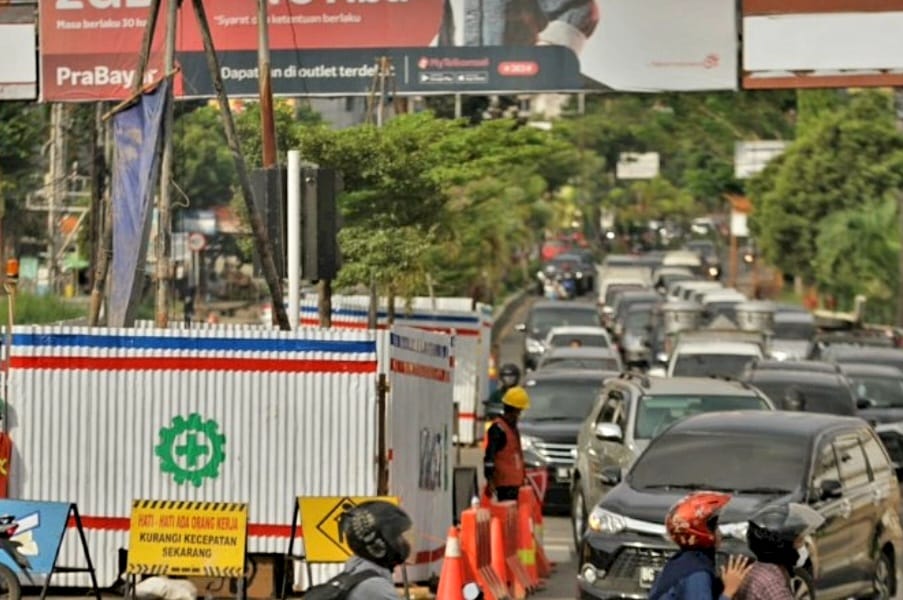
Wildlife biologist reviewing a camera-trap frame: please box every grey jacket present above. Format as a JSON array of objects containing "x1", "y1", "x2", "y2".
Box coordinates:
[{"x1": 343, "y1": 556, "x2": 398, "y2": 600}]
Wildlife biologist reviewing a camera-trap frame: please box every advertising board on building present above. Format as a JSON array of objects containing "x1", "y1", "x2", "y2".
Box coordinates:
[
  {"x1": 742, "y1": 0, "x2": 903, "y2": 89},
  {"x1": 40, "y1": 0, "x2": 738, "y2": 101},
  {"x1": 0, "y1": 22, "x2": 37, "y2": 100}
]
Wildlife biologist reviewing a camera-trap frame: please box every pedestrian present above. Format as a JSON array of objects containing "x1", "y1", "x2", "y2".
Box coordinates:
[
  {"x1": 734, "y1": 502, "x2": 824, "y2": 600},
  {"x1": 483, "y1": 385, "x2": 530, "y2": 502},
  {"x1": 322, "y1": 500, "x2": 413, "y2": 600},
  {"x1": 648, "y1": 491, "x2": 753, "y2": 600}
]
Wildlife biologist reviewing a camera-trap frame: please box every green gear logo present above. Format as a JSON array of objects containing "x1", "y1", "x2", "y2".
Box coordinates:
[{"x1": 155, "y1": 413, "x2": 226, "y2": 487}]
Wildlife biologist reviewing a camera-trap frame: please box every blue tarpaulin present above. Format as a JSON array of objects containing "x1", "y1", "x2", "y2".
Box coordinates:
[{"x1": 109, "y1": 80, "x2": 169, "y2": 327}]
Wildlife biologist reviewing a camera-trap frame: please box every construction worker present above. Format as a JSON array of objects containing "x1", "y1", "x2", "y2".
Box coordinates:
[
  {"x1": 483, "y1": 363, "x2": 521, "y2": 420},
  {"x1": 483, "y1": 386, "x2": 530, "y2": 502}
]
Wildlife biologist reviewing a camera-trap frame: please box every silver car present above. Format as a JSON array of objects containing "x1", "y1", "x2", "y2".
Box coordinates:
[{"x1": 570, "y1": 374, "x2": 774, "y2": 545}]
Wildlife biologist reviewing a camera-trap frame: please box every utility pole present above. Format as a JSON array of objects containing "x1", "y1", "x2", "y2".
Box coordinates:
[
  {"x1": 48, "y1": 103, "x2": 67, "y2": 296},
  {"x1": 154, "y1": 0, "x2": 178, "y2": 327},
  {"x1": 191, "y1": 0, "x2": 290, "y2": 330},
  {"x1": 895, "y1": 88, "x2": 903, "y2": 327},
  {"x1": 258, "y1": 0, "x2": 278, "y2": 169}
]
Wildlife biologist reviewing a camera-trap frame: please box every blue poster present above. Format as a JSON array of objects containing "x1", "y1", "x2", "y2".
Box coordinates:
[{"x1": 0, "y1": 500, "x2": 71, "y2": 576}]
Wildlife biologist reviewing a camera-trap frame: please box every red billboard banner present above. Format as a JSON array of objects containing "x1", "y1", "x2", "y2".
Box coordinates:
[
  {"x1": 41, "y1": 0, "x2": 739, "y2": 101},
  {"x1": 742, "y1": 0, "x2": 903, "y2": 89}
]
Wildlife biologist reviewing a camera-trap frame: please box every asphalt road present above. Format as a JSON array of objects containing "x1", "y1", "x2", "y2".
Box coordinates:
[{"x1": 461, "y1": 291, "x2": 579, "y2": 600}]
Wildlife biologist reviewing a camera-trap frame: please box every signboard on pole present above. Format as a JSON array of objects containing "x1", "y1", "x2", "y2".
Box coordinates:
[
  {"x1": 734, "y1": 141, "x2": 789, "y2": 179},
  {"x1": 39, "y1": 0, "x2": 738, "y2": 101},
  {"x1": 0, "y1": 24, "x2": 37, "y2": 100},
  {"x1": 616, "y1": 152, "x2": 661, "y2": 180},
  {"x1": 742, "y1": 0, "x2": 903, "y2": 89}
]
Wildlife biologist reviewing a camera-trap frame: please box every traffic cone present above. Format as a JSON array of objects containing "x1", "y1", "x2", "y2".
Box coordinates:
[{"x1": 437, "y1": 526, "x2": 466, "y2": 600}]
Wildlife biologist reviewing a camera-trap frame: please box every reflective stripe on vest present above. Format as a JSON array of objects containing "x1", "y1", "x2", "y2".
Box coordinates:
[{"x1": 491, "y1": 417, "x2": 525, "y2": 488}]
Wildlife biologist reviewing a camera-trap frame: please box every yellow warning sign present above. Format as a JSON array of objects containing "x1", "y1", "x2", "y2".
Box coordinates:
[
  {"x1": 126, "y1": 500, "x2": 248, "y2": 577},
  {"x1": 299, "y1": 496, "x2": 399, "y2": 563}
]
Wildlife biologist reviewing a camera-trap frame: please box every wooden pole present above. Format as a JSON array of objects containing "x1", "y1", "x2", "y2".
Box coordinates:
[
  {"x1": 190, "y1": 0, "x2": 290, "y2": 330},
  {"x1": 257, "y1": 0, "x2": 278, "y2": 169},
  {"x1": 154, "y1": 0, "x2": 178, "y2": 327},
  {"x1": 896, "y1": 88, "x2": 903, "y2": 327}
]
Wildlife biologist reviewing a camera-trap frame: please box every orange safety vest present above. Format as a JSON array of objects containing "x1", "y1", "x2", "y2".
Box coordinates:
[{"x1": 491, "y1": 417, "x2": 525, "y2": 488}]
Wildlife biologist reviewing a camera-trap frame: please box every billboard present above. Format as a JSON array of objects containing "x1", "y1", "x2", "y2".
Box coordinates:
[
  {"x1": 743, "y1": 0, "x2": 903, "y2": 89},
  {"x1": 40, "y1": 0, "x2": 738, "y2": 101}
]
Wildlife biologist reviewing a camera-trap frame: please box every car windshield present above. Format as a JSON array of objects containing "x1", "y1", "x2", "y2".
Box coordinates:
[
  {"x1": 549, "y1": 333, "x2": 610, "y2": 349},
  {"x1": 634, "y1": 395, "x2": 770, "y2": 439},
  {"x1": 540, "y1": 357, "x2": 619, "y2": 371},
  {"x1": 605, "y1": 285, "x2": 643, "y2": 306},
  {"x1": 625, "y1": 310, "x2": 653, "y2": 332},
  {"x1": 530, "y1": 309, "x2": 600, "y2": 337},
  {"x1": 672, "y1": 354, "x2": 756, "y2": 378},
  {"x1": 847, "y1": 375, "x2": 903, "y2": 408},
  {"x1": 774, "y1": 321, "x2": 816, "y2": 341},
  {"x1": 751, "y1": 381, "x2": 856, "y2": 416},
  {"x1": 630, "y1": 432, "x2": 807, "y2": 493},
  {"x1": 523, "y1": 380, "x2": 602, "y2": 421}
]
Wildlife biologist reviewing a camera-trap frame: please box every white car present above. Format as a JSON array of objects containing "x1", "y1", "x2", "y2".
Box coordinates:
[
  {"x1": 543, "y1": 325, "x2": 614, "y2": 352},
  {"x1": 667, "y1": 340, "x2": 763, "y2": 379}
]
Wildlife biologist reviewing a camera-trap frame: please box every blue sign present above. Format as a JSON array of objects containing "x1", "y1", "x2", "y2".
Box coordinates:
[{"x1": 0, "y1": 500, "x2": 71, "y2": 576}]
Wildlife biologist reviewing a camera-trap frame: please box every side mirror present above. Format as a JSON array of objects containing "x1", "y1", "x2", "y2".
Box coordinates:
[
  {"x1": 856, "y1": 397, "x2": 876, "y2": 410},
  {"x1": 594, "y1": 422, "x2": 623, "y2": 442},
  {"x1": 601, "y1": 466, "x2": 622, "y2": 485},
  {"x1": 819, "y1": 479, "x2": 843, "y2": 501},
  {"x1": 515, "y1": 323, "x2": 526, "y2": 333}
]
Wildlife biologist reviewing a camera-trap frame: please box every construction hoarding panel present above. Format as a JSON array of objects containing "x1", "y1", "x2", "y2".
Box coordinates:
[
  {"x1": 40, "y1": 0, "x2": 737, "y2": 101},
  {"x1": 742, "y1": 0, "x2": 903, "y2": 89},
  {"x1": 386, "y1": 326, "x2": 455, "y2": 580}
]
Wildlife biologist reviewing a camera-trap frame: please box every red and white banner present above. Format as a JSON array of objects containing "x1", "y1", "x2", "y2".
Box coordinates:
[{"x1": 742, "y1": 0, "x2": 903, "y2": 89}]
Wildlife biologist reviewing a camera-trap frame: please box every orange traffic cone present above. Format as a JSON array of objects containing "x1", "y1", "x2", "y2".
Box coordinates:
[{"x1": 437, "y1": 526, "x2": 466, "y2": 600}]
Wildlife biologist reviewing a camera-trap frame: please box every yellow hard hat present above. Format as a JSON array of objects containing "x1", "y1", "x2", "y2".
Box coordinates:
[{"x1": 502, "y1": 386, "x2": 530, "y2": 410}]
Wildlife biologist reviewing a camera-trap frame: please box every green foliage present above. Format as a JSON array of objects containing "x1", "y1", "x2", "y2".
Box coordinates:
[
  {"x1": 0, "y1": 292, "x2": 83, "y2": 324},
  {"x1": 0, "y1": 102, "x2": 48, "y2": 236},
  {"x1": 813, "y1": 195, "x2": 900, "y2": 323},
  {"x1": 749, "y1": 90, "x2": 903, "y2": 285}
]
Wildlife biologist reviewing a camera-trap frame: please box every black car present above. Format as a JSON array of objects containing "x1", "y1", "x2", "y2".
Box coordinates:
[
  {"x1": 840, "y1": 362, "x2": 903, "y2": 472},
  {"x1": 520, "y1": 369, "x2": 617, "y2": 513},
  {"x1": 743, "y1": 368, "x2": 860, "y2": 415},
  {"x1": 517, "y1": 301, "x2": 603, "y2": 371},
  {"x1": 538, "y1": 253, "x2": 596, "y2": 296},
  {"x1": 577, "y1": 411, "x2": 902, "y2": 600}
]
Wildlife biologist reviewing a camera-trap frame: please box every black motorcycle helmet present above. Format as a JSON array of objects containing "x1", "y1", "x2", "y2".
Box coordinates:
[
  {"x1": 339, "y1": 501, "x2": 413, "y2": 569},
  {"x1": 747, "y1": 502, "x2": 824, "y2": 569},
  {"x1": 499, "y1": 363, "x2": 521, "y2": 388}
]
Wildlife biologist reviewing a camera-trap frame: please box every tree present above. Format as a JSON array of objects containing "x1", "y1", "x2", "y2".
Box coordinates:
[
  {"x1": 0, "y1": 102, "x2": 48, "y2": 250},
  {"x1": 749, "y1": 90, "x2": 903, "y2": 283}
]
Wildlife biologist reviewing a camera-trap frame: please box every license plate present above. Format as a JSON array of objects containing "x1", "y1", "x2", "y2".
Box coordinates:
[
  {"x1": 556, "y1": 467, "x2": 572, "y2": 480},
  {"x1": 639, "y1": 566, "x2": 659, "y2": 589}
]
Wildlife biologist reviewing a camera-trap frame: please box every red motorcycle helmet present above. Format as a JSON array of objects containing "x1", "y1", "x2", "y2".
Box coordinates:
[{"x1": 665, "y1": 491, "x2": 731, "y2": 549}]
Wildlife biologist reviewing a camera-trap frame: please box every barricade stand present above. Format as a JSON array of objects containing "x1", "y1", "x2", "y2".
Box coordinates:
[
  {"x1": 0, "y1": 500, "x2": 101, "y2": 600},
  {"x1": 459, "y1": 508, "x2": 509, "y2": 600},
  {"x1": 487, "y1": 501, "x2": 531, "y2": 599},
  {"x1": 280, "y1": 495, "x2": 401, "y2": 600},
  {"x1": 516, "y1": 488, "x2": 542, "y2": 589},
  {"x1": 125, "y1": 500, "x2": 248, "y2": 600},
  {"x1": 525, "y1": 486, "x2": 553, "y2": 578}
]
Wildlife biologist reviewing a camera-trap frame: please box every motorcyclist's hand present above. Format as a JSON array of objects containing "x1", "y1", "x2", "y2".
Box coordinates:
[{"x1": 720, "y1": 555, "x2": 753, "y2": 599}]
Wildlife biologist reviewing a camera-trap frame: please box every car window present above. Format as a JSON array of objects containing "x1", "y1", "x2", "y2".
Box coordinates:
[
  {"x1": 634, "y1": 395, "x2": 770, "y2": 439},
  {"x1": 672, "y1": 354, "x2": 756, "y2": 379},
  {"x1": 861, "y1": 431, "x2": 892, "y2": 480},
  {"x1": 549, "y1": 333, "x2": 610, "y2": 349},
  {"x1": 810, "y1": 443, "x2": 841, "y2": 494},
  {"x1": 834, "y1": 434, "x2": 870, "y2": 490},
  {"x1": 597, "y1": 390, "x2": 628, "y2": 432},
  {"x1": 848, "y1": 374, "x2": 903, "y2": 408},
  {"x1": 750, "y1": 380, "x2": 856, "y2": 416},
  {"x1": 539, "y1": 357, "x2": 618, "y2": 371},
  {"x1": 529, "y1": 309, "x2": 601, "y2": 337},
  {"x1": 521, "y1": 379, "x2": 602, "y2": 421}
]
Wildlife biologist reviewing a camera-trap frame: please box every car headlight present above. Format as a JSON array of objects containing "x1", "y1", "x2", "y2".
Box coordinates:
[
  {"x1": 769, "y1": 350, "x2": 789, "y2": 361},
  {"x1": 587, "y1": 507, "x2": 627, "y2": 534},
  {"x1": 526, "y1": 338, "x2": 545, "y2": 354},
  {"x1": 576, "y1": 272, "x2": 583, "y2": 279},
  {"x1": 719, "y1": 521, "x2": 748, "y2": 540},
  {"x1": 708, "y1": 266, "x2": 719, "y2": 276},
  {"x1": 520, "y1": 435, "x2": 540, "y2": 453}
]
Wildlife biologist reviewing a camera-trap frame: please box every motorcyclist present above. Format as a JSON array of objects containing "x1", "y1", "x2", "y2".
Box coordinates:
[
  {"x1": 733, "y1": 503, "x2": 824, "y2": 600},
  {"x1": 648, "y1": 491, "x2": 752, "y2": 600},
  {"x1": 483, "y1": 363, "x2": 521, "y2": 420},
  {"x1": 339, "y1": 501, "x2": 414, "y2": 600}
]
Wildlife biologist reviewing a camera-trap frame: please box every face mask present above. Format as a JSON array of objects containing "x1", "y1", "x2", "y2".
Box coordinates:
[{"x1": 795, "y1": 545, "x2": 809, "y2": 568}]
